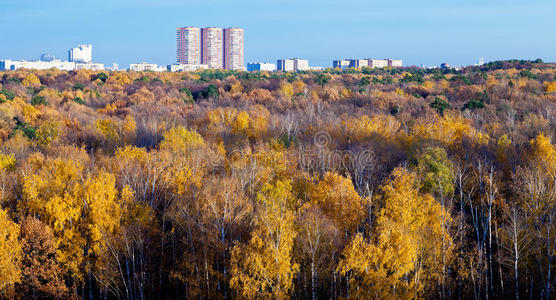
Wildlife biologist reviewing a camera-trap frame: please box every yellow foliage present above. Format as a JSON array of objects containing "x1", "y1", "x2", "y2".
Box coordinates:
[
  {"x1": 339, "y1": 168, "x2": 453, "y2": 299},
  {"x1": 544, "y1": 81, "x2": 556, "y2": 93},
  {"x1": 422, "y1": 80, "x2": 435, "y2": 90},
  {"x1": 232, "y1": 111, "x2": 250, "y2": 134},
  {"x1": 36, "y1": 120, "x2": 60, "y2": 147},
  {"x1": 160, "y1": 126, "x2": 206, "y2": 153},
  {"x1": 293, "y1": 80, "x2": 306, "y2": 95},
  {"x1": 22, "y1": 73, "x2": 41, "y2": 88},
  {"x1": 311, "y1": 172, "x2": 366, "y2": 233},
  {"x1": 97, "y1": 103, "x2": 117, "y2": 114},
  {"x1": 343, "y1": 114, "x2": 401, "y2": 142},
  {"x1": 411, "y1": 112, "x2": 490, "y2": 148},
  {"x1": 0, "y1": 152, "x2": 16, "y2": 171},
  {"x1": 279, "y1": 81, "x2": 294, "y2": 99},
  {"x1": 529, "y1": 133, "x2": 556, "y2": 177},
  {"x1": 230, "y1": 80, "x2": 244, "y2": 94},
  {"x1": 0, "y1": 207, "x2": 22, "y2": 293},
  {"x1": 230, "y1": 180, "x2": 299, "y2": 299},
  {"x1": 95, "y1": 118, "x2": 119, "y2": 141}
]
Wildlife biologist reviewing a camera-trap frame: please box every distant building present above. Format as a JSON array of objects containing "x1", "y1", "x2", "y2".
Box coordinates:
[
  {"x1": 129, "y1": 62, "x2": 166, "y2": 72},
  {"x1": 168, "y1": 64, "x2": 209, "y2": 72},
  {"x1": 440, "y1": 63, "x2": 450, "y2": 69},
  {"x1": 247, "y1": 62, "x2": 276, "y2": 72},
  {"x1": 40, "y1": 54, "x2": 56, "y2": 62},
  {"x1": 75, "y1": 62, "x2": 104, "y2": 71},
  {"x1": 333, "y1": 60, "x2": 351, "y2": 69},
  {"x1": 368, "y1": 59, "x2": 389, "y2": 68},
  {"x1": 388, "y1": 59, "x2": 402, "y2": 67},
  {"x1": 201, "y1": 27, "x2": 224, "y2": 69},
  {"x1": 277, "y1": 58, "x2": 309, "y2": 72},
  {"x1": 177, "y1": 26, "x2": 244, "y2": 70},
  {"x1": 68, "y1": 44, "x2": 92, "y2": 63},
  {"x1": 177, "y1": 27, "x2": 201, "y2": 65},
  {"x1": 334, "y1": 58, "x2": 400, "y2": 69},
  {"x1": 107, "y1": 63, "x2": 119, "y2": 71},
  {"x1": 0, "y1": 59, "x2": 75, "y2": 71},
  {"x1": 224, "y1": 28, "x2": 245, "y2": 70},
  {"x1": 350, "y1": 59, "x2": 368, "y2": 68}
]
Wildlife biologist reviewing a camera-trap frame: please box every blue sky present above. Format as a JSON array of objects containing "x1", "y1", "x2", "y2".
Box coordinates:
[{"x1": 1, "y1": 0, "x2": 555, "y2": 68}]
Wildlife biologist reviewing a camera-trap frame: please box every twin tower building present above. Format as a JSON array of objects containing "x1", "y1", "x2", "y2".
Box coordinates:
[{"x1": 177, "y1": 27, "x2": 244, "y2": 71}]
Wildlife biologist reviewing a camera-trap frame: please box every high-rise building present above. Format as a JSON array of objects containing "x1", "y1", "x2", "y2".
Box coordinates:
[
  {"x1": 224, "y1": 28, "x2": 244, "y2": 70},
  {"x1": 177, "y1": 27, "x2": 201, "y2": 64},
  {"x1": 68, "y1": 44, "x2": 92, "y2": 63},
  {"x1": 201, "y1": 27, "x2": 223, "y2": 69}
]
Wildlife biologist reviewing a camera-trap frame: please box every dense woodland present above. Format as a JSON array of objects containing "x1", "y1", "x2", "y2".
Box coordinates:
[{"x1": 0, "y1": 60, "x2": 556, "y2": 299}]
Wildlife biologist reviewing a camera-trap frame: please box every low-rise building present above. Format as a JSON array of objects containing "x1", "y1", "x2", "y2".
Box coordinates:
[
  {"x1": 277, "y1": 58, "x2": 309, "y2": 72},
  {"x1": 333, "y1": 59, "x2": 351, "y2": 69},
  {"x1": 388, "y1": 59, "x2": 402, "y2": 67},
  {"x1": 247, "y1": 62, "x2": 276, "y2": 72},
  {"x1": 129, "y1": 62, "x2": 166, "y2": 72},
  {"x1": 0, "y1": 59, "x2": 76, "y2": 71},
  {"x1": 168, "y1": 64, "x2": 209, "y2": 72},
  {"x1": 75, "y1": 62, "x2": 104, "y2": 71},
  {"x1": 368, "y1": 59, "x2": 389, "y2": 68}
]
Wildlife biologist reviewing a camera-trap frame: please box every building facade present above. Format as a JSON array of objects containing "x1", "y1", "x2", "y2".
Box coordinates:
[
  {"x1": 75, "y1": 62, "x2": 104, "y2": 71},
  {"x1": 0, "y1": 59, "x2": 76, "y2": 71},
  {"x1": 369, "y1": 59, "x2": 389, "y2": 68},
  {"x1": 224, "y1": 28, "x2": 245, "y2": 70},
  {"x1": 168, "y1": 64, "x2": 209, "y2": 72},
  {"x1": 333, "y1": 60, "x2": 351, "y2": 69},
  {"x1": 201, "y1": 27, "x2": 223, "y2": 69},
  {"x1": 129, "y1": 62, "x2": 166, "y2": 72},
  {"x1": 177, "y1": 27, "x2": 201, "y2": 64},
  {"x1": 388, "y1": 59, "x2": 402, "y2": 67},
  {"x1": 68, "y1": 44, "x2": 92, "y2": 63},
  {"x1": 277, "y1": 58, "x2": 309, "y2": 72},
  {"x1": 247, "y1": 62, "x2": 276, "y2": 72},
  {"x1": 177, "y1": 27, "x2": 244, "y2": 70}
]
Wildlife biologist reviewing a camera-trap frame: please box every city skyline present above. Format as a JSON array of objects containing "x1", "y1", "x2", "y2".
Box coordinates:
[{"x1": 1, "y1": 0, "x2": 555, "y2": 68}]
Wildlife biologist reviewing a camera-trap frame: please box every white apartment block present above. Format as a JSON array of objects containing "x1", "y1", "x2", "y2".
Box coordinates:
[
  {"x1": 368, "y1": 59, "x2": 389, "y2": 68},
  {"x1": 247, "y1": 62, "x2": 276, "y2": 72},
  {"x1": 388, "y1": 59, "x2": 403, "y2": 67},
  {"x1": 168, "y1": 64, "x2": 209, "y2": 72},
  {"x1": 224, "y1": 28, "x2": 245, "y2": 70},
  {"x1": 68, "y1": 44, "x2": 93, "y2": 63},
  {"x1": 277, "y1": 58, "x2": 309, "y2": 72},
  {"x1": 333, "y1": 60, "x2": 351, "y2": 69},
  {"x1": 201, "y1": 27, "x2": 224, "y2": 69},
  {"x1": 75, "y1": 62, "x2": 104, "y2": 71},
  {"x1": 0, "y1": 59, "x2": 76, "y2": 71},
  {"x1": 333, "y1": 58, "x2": 403, "y2": 69},
  {"x1": 129, "y1": 62, "x2": 166, "y2": 72},
  {"x1": 177, "y1": 27, "x2": 201, "y2": 65}
]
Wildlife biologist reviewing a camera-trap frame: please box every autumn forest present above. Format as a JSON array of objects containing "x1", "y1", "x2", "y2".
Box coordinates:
[{"x1": 1, "y1": 60, "x2": 556, "y2": 299}]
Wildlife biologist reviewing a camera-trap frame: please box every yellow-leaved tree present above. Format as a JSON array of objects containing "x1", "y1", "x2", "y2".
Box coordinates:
[
  {"x1": 0, "y1": 207, "x2": 22, "y2": 295},
  {"x1": 338, "y1": 168, "x2": 453, "y2": 299},
  {"x1": 21, "y1": 156, "x2": 126, "y2": 286},
  {"x1": 311, "y1": 172, "x2": 367, "y2": 234},
  {"x1": 230, "y1": 180, "x2": 299, "y2": 299}
]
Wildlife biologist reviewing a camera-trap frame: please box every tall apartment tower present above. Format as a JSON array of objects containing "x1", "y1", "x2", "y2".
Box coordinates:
[
  {"x1": 224, "y1": 28, "x2": 244, "y2": 70},
  {"x1": 201, "y1": 27, "x2": 223, "y2": 69},
  {"x1": 176, "y1": 27, "x2": 201, "y2": 64},
  {"x1": 68, "y1": 44, "x2": 92, "y2": 63}
]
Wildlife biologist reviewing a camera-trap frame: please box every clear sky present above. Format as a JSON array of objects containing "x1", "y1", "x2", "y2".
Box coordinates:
[{"x1": 1, "y1": 0, "x2": 555, "y2": 68}]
